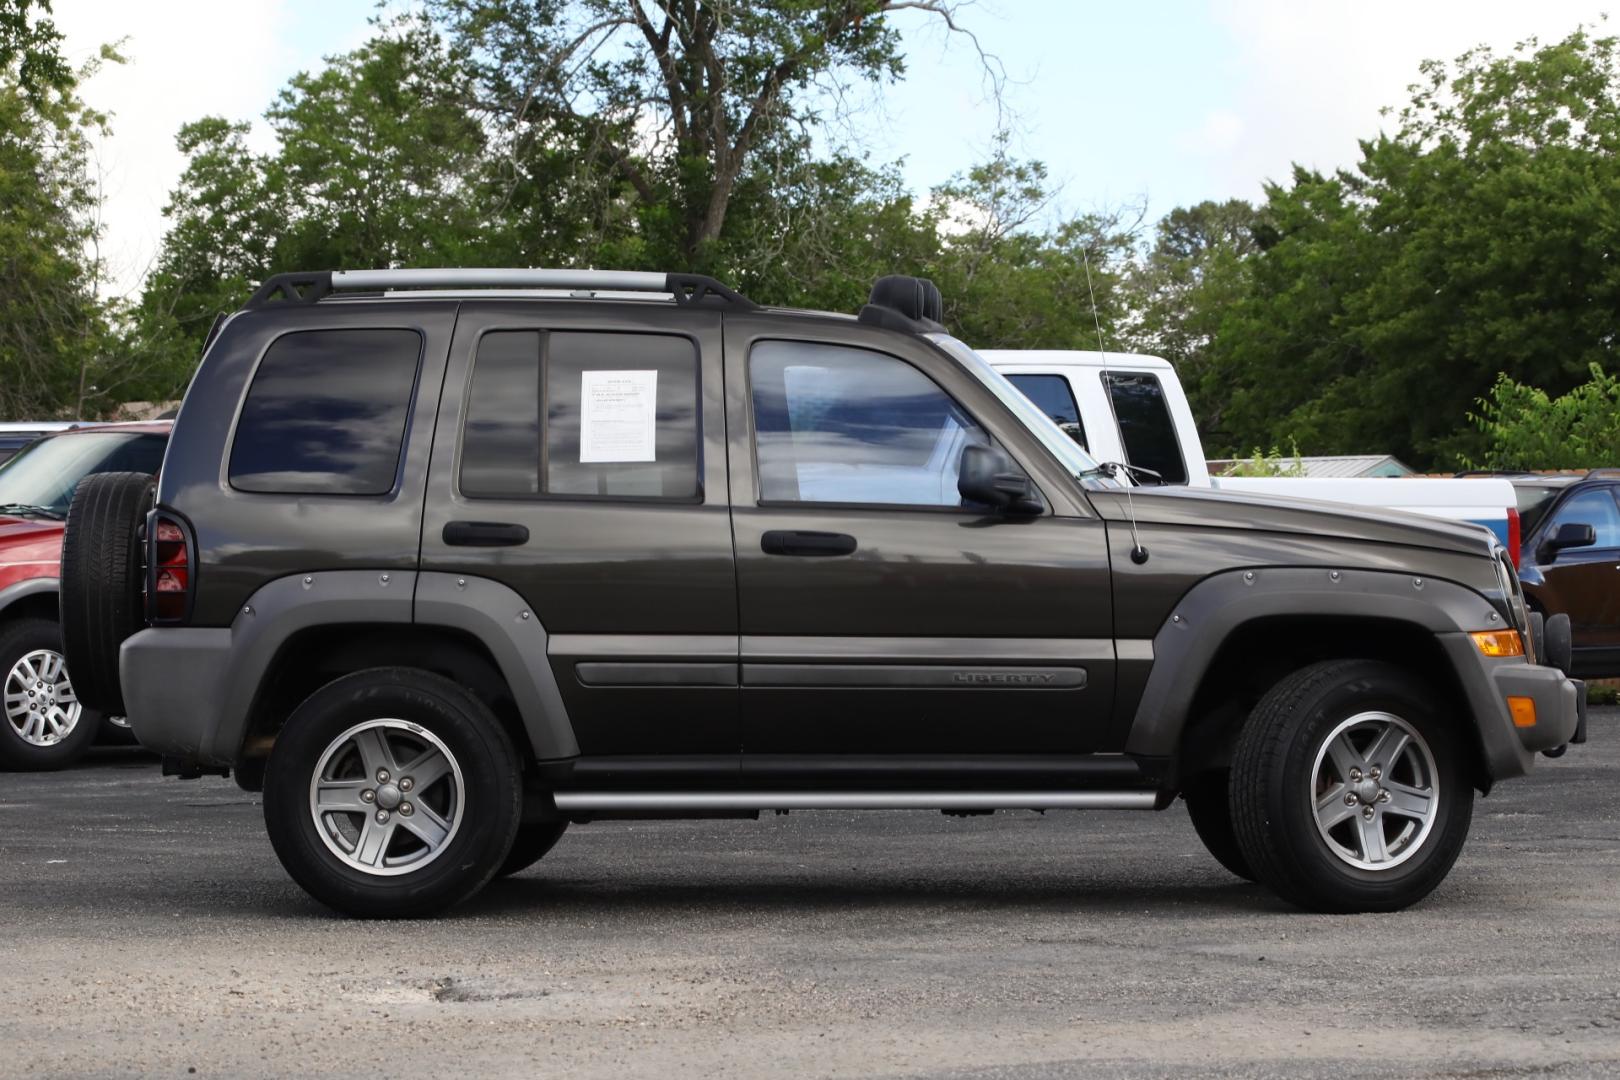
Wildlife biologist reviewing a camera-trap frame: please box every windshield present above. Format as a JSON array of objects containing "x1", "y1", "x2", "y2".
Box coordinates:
[
  {"x1": 928, "y1": 334, "x2": 1115, "y2": 485},
  {"x1": 0, "y1": 432, "x2": 167, "y2": 516}
]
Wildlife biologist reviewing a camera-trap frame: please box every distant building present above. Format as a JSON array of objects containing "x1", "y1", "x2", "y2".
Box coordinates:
[{"x1": 1206, "y1": 454, "x2": 1415, "y2": 479}]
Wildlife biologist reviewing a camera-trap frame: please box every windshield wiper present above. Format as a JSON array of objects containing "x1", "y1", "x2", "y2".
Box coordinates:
[
  {"x1": 0, "y1": 503, "x2": 65, "y2": 520},
  {"x1": 1075, "y1": 461, "x2": 1164, "y2": 486}
]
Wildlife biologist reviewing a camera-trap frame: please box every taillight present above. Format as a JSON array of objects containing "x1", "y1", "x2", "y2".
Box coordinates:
[
  {"x1": 149, "y1": 513, "x2": 192, "y2": 623},
  {"x1": 1507, "y1": 507, "x2": 1521, "y2": 568}
]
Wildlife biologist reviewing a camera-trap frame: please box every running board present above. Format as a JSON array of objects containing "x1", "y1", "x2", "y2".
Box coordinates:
[{"x1": 550, "y1": 791, "x2": 1159, "y2": 812}]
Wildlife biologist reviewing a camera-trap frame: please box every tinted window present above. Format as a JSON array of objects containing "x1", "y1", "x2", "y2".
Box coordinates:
[
  {"x1": 1103, "y1": 371, "x2": 1187, "y2": 485},
  {"x1": 460, "y1": 330, "x2": 700, "y2": 500},
  {"x1": 1006, "y1": 373, "x2": 1087, "y2": 449},
  {"x1": 230, "y1": 329, "x2": 421, "y2": 495},
  {"x1": 461, "y1": 331, "x2": 541, "y2": 497},
  {"x1": 0, "y1": 432, "x2": 168, "y2": 515},
  {"x1": 1548, "y1": 488, "x2": 1620, "y2": 548},
  {"x1": 751, "y1": 340, "x2": 988, "y2": 506}
]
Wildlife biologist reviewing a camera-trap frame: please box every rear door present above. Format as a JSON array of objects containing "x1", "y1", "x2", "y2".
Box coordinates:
[
  {"x1": 724, "y1": 317, "x2": 1118, "y2": 758},
  {"x1": 418, "y1": 302, "x2": 738, "y2": 758}
]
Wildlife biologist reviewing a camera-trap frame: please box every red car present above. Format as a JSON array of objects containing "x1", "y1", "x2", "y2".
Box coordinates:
[{"x1": 0, "y1": 422, "x2": 170, "y2": 769}]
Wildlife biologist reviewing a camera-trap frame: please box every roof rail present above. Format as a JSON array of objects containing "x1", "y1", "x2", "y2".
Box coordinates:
[{"x1": 244, "y1": 268, "x2": 756, "y2": 309}]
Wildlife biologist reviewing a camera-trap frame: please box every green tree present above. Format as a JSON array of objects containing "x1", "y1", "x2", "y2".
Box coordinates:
[
  {"x1": 1200, "y1": 28, "x2": 1620, "y2": 467},
  {"x1": 1124, "y1": 199, "x2": 1261, "y2": 429},
  {"x1": 1466, "y1": 363, "x2": 1620, "y2": 470},
  {"x1": 423, "y1": 0, "x2": 995, "y2": 271},
  {"x1": 0, "y1": 43, "x2": 119, "y2": 418},
  {"x1": 0, "y1": 0, "x2": 71, "y2": 104}
]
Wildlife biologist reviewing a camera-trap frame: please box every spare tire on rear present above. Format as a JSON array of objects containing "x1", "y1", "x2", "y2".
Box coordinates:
[{"x1": 60, "y1": 472, "x2": 155, "y2": 716}]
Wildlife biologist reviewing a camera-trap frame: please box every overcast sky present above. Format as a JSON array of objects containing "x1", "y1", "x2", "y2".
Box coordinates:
[{"x1": 56, "y1": 0, "x2": 1613, "y2": 297}]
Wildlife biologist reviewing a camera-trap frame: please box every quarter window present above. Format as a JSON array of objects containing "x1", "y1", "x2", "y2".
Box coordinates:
[
  {"x1": 229, "y1": 329, "x2": 422, "y2": 495},
  {"x1": 750, "y1": 340, "x2": 988, "y2": 506},
  {"x1": 460, "y1": 330, "x2": 700, "y2": 500},
  {"x1": 1102, "y1": 371, "x2": 1187, "y2": 485},
  {"x1": 1005, "y1": 373, "x2": 1087, "y2": 449}
]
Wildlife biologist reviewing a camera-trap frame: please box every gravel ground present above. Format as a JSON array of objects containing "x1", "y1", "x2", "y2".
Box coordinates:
[{"x1": 1, "y1": 712, "x2": 1617, "y2": 1079}]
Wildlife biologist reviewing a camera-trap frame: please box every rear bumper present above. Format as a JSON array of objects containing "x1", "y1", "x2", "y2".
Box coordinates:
[
  {"x1": 119, "y1": 627, "x2": 235, "y2": 765},
  {"x1": 1440, "y1": 633, "x2": 1581, "y2": 781}
]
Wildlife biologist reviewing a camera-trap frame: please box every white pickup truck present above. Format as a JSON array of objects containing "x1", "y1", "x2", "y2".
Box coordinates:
[{"x1": 982, "y1": 350, "x2": 1522, "y2": 560}]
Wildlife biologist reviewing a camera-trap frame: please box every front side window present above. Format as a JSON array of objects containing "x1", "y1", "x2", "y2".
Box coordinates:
[
  {"x1": 460, "y1": 330, "x2": 700, "y2": 500},
  {"x1": 750, "y1": 340, "x2": 988, "y2": 506},
  {"x1": 230, "y1": 329, "x2": 422, "y2": 495},
  {"x1": 1102, "y1": 371, "x2": 1188, "y2": 485},
  {"x1": 1547, "y1": 488, "x2": 1620, "y2": 549},
  {"x1": 1006, "y1": 373, "x2": 1087, "y2": 449}
]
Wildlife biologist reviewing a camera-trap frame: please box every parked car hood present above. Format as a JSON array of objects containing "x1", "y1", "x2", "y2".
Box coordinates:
[
  {"x1": 0, "y1": 515, "x2": 65, "y2": 551},
  {"x1": 1087, "y1": 484, "x2": 1498, "y2": 560}
]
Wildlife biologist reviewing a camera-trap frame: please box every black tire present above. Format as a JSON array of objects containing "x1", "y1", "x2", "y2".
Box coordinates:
[
  {"x1": 60, "y1": 471, "x2": 155, "y2": 716},
  {"x1": 1182, "y1": 771, "x2": 1255, "y2": 882},
  {"x1": 0, "y1": 616, "x2": 102, "y2": 771},
  {"x1": 263, "y1": 668, "x2": 523, "y2": 918},
  {"x1": 496, "y1": 822, "x2": 569, "y2": 878},
  {"x1": 1230, "y1": 659, "x2": 1473, "y2": 913}
]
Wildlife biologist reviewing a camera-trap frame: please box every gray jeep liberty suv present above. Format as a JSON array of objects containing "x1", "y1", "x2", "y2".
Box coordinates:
[{"x1": 60, "y1": 268, "x2": 1585, "y2": 918}]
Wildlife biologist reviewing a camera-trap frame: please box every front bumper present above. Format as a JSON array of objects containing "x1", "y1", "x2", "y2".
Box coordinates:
[{"x1": 1441, "y1": 632, "x2": 1581, "y2": 781}]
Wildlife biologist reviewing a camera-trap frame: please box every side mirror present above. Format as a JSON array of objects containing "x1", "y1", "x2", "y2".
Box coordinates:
[
  {"x1": 1538, "y1": 521, "x2": 1597, "y2": 564},
  {"x1": 959, "y1": 444, "x2": 1037, "y2": 512}
]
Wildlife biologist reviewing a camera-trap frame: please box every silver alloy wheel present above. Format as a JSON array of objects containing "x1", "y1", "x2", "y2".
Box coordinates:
[
  {"x1": 3, "y1": 648, "x2": 82, "y2": 747},
  {"x1": 1311, "y1": 711, "x2": 1439, "y2": 871},
  {"x1": 308, "y1": 719, "x2": 465, "y2": 877}
]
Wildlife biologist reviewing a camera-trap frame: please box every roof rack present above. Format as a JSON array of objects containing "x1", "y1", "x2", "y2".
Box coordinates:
[{"x1": 244, "y1": 268, "x2": 756, "y2": 310}]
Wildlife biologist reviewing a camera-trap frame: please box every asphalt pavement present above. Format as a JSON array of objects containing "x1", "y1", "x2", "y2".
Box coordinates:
[{"x1": 2, "y1": 713, "x2": 1618, "y2": 1079}]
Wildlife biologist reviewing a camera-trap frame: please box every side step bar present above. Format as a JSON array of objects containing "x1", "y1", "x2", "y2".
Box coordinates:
[{"x1": 551, "y1": 791, "x2": 1159, "y2": 812}]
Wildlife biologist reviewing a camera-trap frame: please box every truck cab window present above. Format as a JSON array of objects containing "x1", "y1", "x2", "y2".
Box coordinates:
[{"x1": 1102, "y1": 371, "x2": 1187, "y2": 485}]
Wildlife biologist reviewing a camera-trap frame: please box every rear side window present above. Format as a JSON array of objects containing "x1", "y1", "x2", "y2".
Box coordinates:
[
  {"x1": 460, "y1": 330, "x2": 700, "y2": 500},
  {"x1": 1102, "y1": 371, "x2": 1187, "y2": 485},
  {"x1": 230, "y1": 329, "x2": 422, "y2": 495},
  {"x1": 1005, "y1": 373, "x2": 1087, "y2": 449}
]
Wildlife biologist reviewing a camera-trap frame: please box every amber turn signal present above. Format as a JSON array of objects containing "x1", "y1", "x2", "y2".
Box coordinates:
[
  {"x1": 1507, "y1": 695, "x2": 1537, "y2": 728},
  {"x1": 1470, "y1": 630, "x2": 1524, "y2": 658}
]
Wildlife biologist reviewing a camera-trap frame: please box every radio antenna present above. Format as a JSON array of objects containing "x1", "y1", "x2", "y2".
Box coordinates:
[{"x1": 1080, "y1": 242, "x2": 1148, "y2": 564}]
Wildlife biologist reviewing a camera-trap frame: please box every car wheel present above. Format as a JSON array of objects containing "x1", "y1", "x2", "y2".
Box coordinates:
[
  {"x1": 496, "y1": 822, "x2": 569, "y2": 878},
  {"x1": 1230, "y1": 659, "x2": 1473, "y2": 913},
  {"x1": 60, "y1": 471, "x2": 155, "y2": 716},
  {"x1": 262, "y1": 667, "x2": 522, "y2": 918},
  {"x1": 0, "y1": 617, "x2": 100, "y2": 771},
  {"x1": 1182, "y1": 771, "x2": 1255, "y2": 881}
]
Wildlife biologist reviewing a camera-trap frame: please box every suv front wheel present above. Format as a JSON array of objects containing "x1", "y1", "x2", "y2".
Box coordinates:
[
  {"x1": 1230, "y1": 659, "x2": 1473, "y2": 913},
  {"x1": 263, "y1": 668, "x2": 522, "y2": 918}
]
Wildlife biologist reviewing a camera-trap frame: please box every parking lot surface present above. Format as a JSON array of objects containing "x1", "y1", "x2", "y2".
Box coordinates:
[{"x1": 1, "y1": 713, "x2": 1617, "y2": 1079}]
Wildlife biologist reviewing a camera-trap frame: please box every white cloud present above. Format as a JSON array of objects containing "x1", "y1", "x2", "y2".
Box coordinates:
[
  {"x1": 54, "y1": 1, "x2": 363, "y2": 297},
  {"x1": 1197, "y1": 0, "x2": 1611, "y2": 197}
]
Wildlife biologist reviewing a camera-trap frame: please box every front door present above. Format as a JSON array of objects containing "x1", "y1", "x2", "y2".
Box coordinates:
[
  {"x1": 724, "y1": 318, "x2": 1116, "y2": 758},
  {"x1": 419, "y1": 302, "x2": 738, "y2": 758},
  {"x1": 1535, "y1": 485, "x2": 1620, "y2": 673}
]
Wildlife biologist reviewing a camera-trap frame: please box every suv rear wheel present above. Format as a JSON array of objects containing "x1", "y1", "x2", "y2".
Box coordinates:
[
  {"x1": 0, "y1": 616, "x2": 99, "y2": 770},
  {"x1": 1230, "y1": 659, "x2": 1472, "y2": 913},
  {"x1": 263, "y1": 668, "x2": 522, "y2": 918}
]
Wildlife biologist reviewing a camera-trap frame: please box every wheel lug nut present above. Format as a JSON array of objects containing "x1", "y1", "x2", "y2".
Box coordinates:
[
  {"x1": 377, "y1": 768, "x2": 390, "y2": 783},
  {"x1": 361, "y1": 789, "x2": 376, "y2": 803},
  {"x1": 1369, "y1": 767, "x2": 1381, "y2": 780},
  {"x1": 399, "y1": 778, "x2": 413, "y2": 793},
  {"x1": 375, "y1": 810, "x2": 390, "y2": 824},
  {"x1": 1378, "y1": 790, "x2": 1391, "y2": 803},
  {"x1": 1349, "y1": 768, "x2": 1362, "y2": 782},
  {"x1": 1362, "y1": 807, "x2": 1375, "y2": 820},
  {"x1": 400, "y1": 802, "x2": 413, "y2": 816},
  {"x1": 1344, "y1": 792, "x2": 1357, "y2": 805}
]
